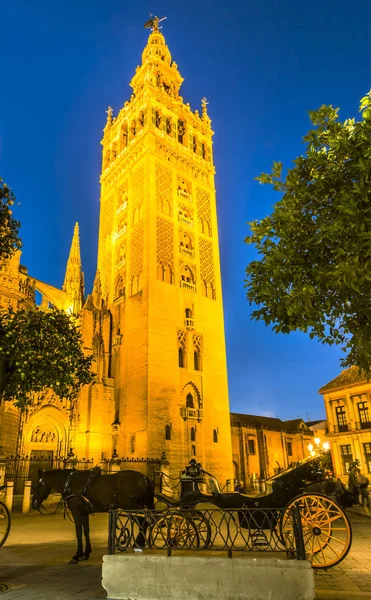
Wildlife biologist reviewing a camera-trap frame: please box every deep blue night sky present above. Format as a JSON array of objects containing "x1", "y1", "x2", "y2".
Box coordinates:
[{"x1": 1, "y1": 0, "x2": 370, "y2": 420}]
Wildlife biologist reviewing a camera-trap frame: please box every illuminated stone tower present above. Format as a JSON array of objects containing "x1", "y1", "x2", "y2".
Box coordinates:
[{"x1": 98, "y1": 21, "x2": 232, "y2": 482}]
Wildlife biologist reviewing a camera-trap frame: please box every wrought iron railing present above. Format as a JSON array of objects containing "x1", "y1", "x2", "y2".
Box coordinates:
[{"x1": 107, "y1": 507, "x2": 305, "y2": 560}]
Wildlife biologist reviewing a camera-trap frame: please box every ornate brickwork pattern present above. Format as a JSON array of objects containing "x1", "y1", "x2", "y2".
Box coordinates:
[
  {"x1": 193, "y1": 333, "x2": 203, "y2": 354},
  {"x1": 157, "y1": 217, "x2": 174, "y2": 270},
  {"x1": 132, "y1": 164, "x2": 145, "y2": 209},
  {"x1": 130, "y1": 222, "x2": 143, "y2": 278},
  {"x1": 199, "y1": 238, "x2": 215, "y2": 285},
  {"x1": 156, "y1": 163, "x2": 173, "y2": 214},
  {"x1": 178, "y1": 329, "x2": 187, "y2": 349},
  {"x1": 196, "y1": 188, "x2": 212, "y2": 236}
]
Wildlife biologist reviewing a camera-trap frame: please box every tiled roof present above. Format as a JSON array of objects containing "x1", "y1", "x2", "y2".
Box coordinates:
[
  {"x1": 230, "y1": 413, "x2": 311, "y2": 433},
  {"x1": 319, "y1": 366, "x2": 366, "y2": 394}
]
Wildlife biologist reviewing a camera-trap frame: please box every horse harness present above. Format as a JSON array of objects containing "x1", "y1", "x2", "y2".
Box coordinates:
[{"x1": 63, "y1": 467, "x2": 104, "y2": 511}]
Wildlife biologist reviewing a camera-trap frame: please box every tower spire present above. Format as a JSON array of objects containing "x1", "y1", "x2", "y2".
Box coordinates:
[{"x1": 63, "y1": 222, "x2": 84, "y2": 313}]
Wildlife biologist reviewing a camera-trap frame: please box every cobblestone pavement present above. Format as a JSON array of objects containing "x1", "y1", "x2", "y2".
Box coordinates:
[{"x1": 0, "y1": 509, "x2": 371, "y2": 599}]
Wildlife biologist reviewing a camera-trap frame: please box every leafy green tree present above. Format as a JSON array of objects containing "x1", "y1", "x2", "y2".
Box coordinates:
[
  {"x1": 246, "y1": 91, "x2": 371, "y2": 374},
  {"x1": 0, "y1": 308, "x2": 94, "y2": 408},
  {"x1": 0, "y1": 178, "x2": 21, "y2": 259}
]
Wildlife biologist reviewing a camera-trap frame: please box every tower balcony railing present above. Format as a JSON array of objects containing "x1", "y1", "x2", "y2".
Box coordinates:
[
  {"x1": 177, "y1": 189, "x2": 192, "y2": 203},
  {"x1": 179, "y1": 245, "x2": 195, "y2": 259},
  {"x1": 180, "y1": 280, "x2": 196, "y2": 292},
  {"x1": 184, "y1": 318, "x2": 195, "y2": 330},
  {"x1": 180, "y1": 407, "x2": 203, "y2": 420},
  {"x1": 116, "y1": 226, "x2": 127, "y2": 240},
  {"x1": 178, "y1": 215, "x2": 194, "y2": 228},
  {"x1": 117, "y1": 201, "x2": 127, "y2": 214}
]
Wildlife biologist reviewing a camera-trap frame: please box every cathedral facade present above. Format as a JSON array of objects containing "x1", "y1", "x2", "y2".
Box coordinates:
[{"x1": 0, "y1": 25, "x2": 233, "y2": 485}]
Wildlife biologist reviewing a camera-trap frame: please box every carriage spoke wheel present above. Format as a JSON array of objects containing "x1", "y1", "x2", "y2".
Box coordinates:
[
  {"x1": 150, "y1": 512, "x2": 199, "y2": 549},
  {"x1": 183, "y1": 510, "x2": 212, "y2": 549},
  {"x1": 0, "y1": 502, "x2": 11, "y2": 547},
  {"x1": 281, "y1": 494, "x2": 352, "y2": 569}
]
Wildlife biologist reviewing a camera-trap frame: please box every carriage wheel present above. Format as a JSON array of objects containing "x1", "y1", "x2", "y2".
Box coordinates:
[
  {"x1": 183, "y1": 510, "x2": 212, "y2": 549},
  {"x1": 280, "y1": 493, "x2": 352, "y2": 569},
  {"x1": 150, "y1": 512, "x2": 199, "y2": 549},
  {"x1": 0, "y1": 502, "x2": 11, "y2": 547}
]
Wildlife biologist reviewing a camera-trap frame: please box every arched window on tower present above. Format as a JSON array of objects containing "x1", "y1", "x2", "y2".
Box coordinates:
[
  {"x1": 190, "y1": 427, "x2": 196, "y2": 442},
  {"x1": 178, "y1": 347, "x2": 186, "y2": 368},
  {"x1": 191, "y1": 445, "x2": 196, "y2": 457},
  {"x1": 213, "y1": 429, "x2": 218, "y2": 443},
  {"x1": 185, "y1": 308, "x2": 193, "y2": 319},
  {"x1": 165, "y1": 424, "x2": 171, "y2": 441},
  {"x1": 194, "y1": 351, "x2": 202, "y2": 371},
  {"x1": 186, "y1": 393, "x2": 194, "y2": 409}
]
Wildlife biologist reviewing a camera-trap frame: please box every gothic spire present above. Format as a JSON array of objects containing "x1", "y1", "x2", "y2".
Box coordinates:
[{"x1": 63, "y1": 222, "x2": 84, "y2": 313}]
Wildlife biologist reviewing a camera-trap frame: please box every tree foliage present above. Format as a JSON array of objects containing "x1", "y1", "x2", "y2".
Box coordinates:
[
  {"x1": 0, "y1": 308, "x2": 94, "y2": 408},
  {"x1": 0, "y1": 178, "x2": 21, "y2": 260},
  {"x1": 245, "y1": 91, "x2": 371, "y2": 375}
]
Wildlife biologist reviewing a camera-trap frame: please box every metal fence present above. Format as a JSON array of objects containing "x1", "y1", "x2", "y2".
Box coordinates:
[{"x1": 107, "y1": 506, "x2": 306, "y2": 559}]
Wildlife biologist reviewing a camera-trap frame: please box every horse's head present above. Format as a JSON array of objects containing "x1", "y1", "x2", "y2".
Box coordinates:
[{"x1": 31, "y1": 470, "x2": 51, "y2": 510}]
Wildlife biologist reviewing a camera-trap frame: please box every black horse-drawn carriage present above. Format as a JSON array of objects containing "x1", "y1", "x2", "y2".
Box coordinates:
[{"x1": 115, "y1": 457, "x2": 352, "y2": 569}]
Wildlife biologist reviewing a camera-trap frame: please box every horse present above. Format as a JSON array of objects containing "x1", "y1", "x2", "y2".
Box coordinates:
[{"x1": 31, "y1": 467, "x2": 154, "y2": 564}]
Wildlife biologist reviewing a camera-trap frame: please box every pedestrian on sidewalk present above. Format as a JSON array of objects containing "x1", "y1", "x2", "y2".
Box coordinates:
[
  {"x1": 348, "y1": 466, "x2": 360, "y2": 505},
  {"x1": 357, "y1": 469, "x2": 370, "y2": 508}
]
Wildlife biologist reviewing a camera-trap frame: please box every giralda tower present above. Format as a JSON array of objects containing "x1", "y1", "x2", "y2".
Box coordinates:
[{"x1": 97, "y1": 19, "x2": 233, "y2": 482}]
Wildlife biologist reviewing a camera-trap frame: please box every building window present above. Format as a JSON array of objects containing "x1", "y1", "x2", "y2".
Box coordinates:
[
  {"x1": 190, "y1": 427, "x2": 196, "y2": 442},
  {"x1": 165, "y1": 425, "x2": 171, "y2": 441},
  {"x1": 191, "y1": 444, "x2": 196, "y2": 456},
  {"x1": 335, "y1": 405, "x2": 348, "y2": 432},
  {"x1": 178, "y1": 348, "x2": 186, "y2": 368},
  {"x1": 213, "y1": 429, "x2": 218, "y2": 443},
  {"x1": 186, "y1": 393, "x2": 194, "y2": 409},
  {"x1": 358, "y1": 400, "x2": 371, "y2": 429},
  {"x1": 340, "y1": 444, "x2": 353, "y2": 475},
  {"x1": 287, "y1": 442, "x2": 293, "y2": 457},
  {"x1": 194, "y1": 351, "x2": 201, "y2": 371},
  {"x1": 363, "y1": 443, "x2": 371, "y2": 473},
  {"x1": 247, "y1": 439, "x2": 256, "y2": 455}
]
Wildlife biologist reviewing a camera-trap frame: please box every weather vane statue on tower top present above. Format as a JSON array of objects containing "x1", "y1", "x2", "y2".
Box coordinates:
[{"x1": 144, "y1": 14, "x2": 167, "y2": 32}]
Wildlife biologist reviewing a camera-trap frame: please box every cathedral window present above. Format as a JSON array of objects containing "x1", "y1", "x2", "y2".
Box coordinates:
[
  {"x1": 178, "y1": 119, "x2": 186, "y2": 144},
  {"x1": 178, "y1": 347, "x2": 186, "y2": 368},
  {"x1": 201, "y1": 142, "x2": 206, "y2": 160},
  {"x1": 180, "y1": 265, "x2": 196, "y2": 292},
  {"x1": 192, "y1": 135, "x2": 198, "y2": 154},
  {"x1": 116, "y1": 244, "x2": 126, "y2": 266},
  {"x1": 166, "y1": 118, "x2": 172, "y2": 135},
  {"x1": 165, "y1": 424, "x2": 171, "y2": 441},
  {"x1": 138, "y1": 111, "x2": 145, "y2": 128},
  {"x1": 112, "y1": 143, "x2": 117, "y2": 159},
  {"x1": 121, "y1": 123, "x2": 128, "y2": 150},
  {"x1": 130, "y1": 120, "x2": 136, "y2": 141},
  {"x1": 190, "y1": 427, "x2": 196, "y2": 442},
  {"x1": 194, "y1": 351, "x2": 202, "y2": 371},
  {"x1": 213, "y1": 429, "x2": 218, "y2": 443},
  {"x1": 117, "y1": 219, "x2": 127, "y2": 239},
  {"x1": 191, "y1": 445, "x2": 196, "y2": 456},
  {"x1": 186, "y1": 393, "x2": 194, "y2": 409},
  {"x1": 115, "y1": 277, "x2": 125, "y2": 300},
  {"x1": 178, "y1": 207, "x2": 193, "y2": 228},
  {"x1": 155, "y1": 111, "x2": 162, "y2": 129}
]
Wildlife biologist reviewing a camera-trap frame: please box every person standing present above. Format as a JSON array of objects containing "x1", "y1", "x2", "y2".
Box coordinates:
[
  {"x1": 348, "y1": 466, "x2": 360, "y2": 505},
  {"x1": 358, "y1": 470, "x2": 370, "y2": 508}
]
